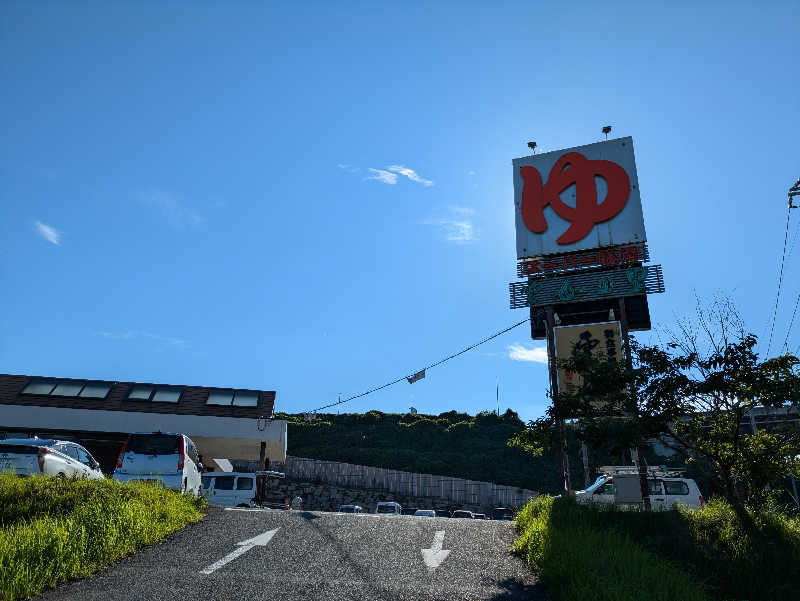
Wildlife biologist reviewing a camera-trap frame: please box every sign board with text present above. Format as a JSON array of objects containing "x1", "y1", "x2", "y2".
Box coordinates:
[
  {"x1": 513, "y1": 137, "x2": 646, "y2": 259},
  {"x1": 509, "y1": 265, "x2": 664, "y2": 310},
  {"x1": 555, "y1": 321, "x2": 622, "y2": 396}
]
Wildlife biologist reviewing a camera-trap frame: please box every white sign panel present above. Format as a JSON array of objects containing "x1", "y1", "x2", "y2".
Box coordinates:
[{"x1": 513, "y1": 137, "x2": 646, "y2": 258}]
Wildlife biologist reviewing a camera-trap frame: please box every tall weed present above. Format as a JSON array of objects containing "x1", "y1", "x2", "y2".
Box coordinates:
[{"x1": 0, "y1": 476, "x2": 205, "y2": 601}]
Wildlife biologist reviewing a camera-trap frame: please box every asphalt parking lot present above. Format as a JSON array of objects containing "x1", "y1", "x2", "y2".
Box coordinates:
[{"x1": 37, "y1": 508, "x2": 548, "y2": 601}]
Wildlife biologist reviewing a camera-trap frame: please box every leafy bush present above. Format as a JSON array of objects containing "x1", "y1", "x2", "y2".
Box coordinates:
[
  {"x1": 513, "y1": 495, "x2": 800, "y2": 601},
  {"x1": 0, "y1": 474, "x2": 205, "y2": 601},
  {"x1": 279, "y1": 409, "x2": 557, "y2": 490}
]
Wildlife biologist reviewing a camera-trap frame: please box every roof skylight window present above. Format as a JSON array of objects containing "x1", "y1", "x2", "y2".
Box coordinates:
[
  {"x1": 233, "y1": 391, "x2": 259, "y2": 407},
  {"x1": 152, "y1": 388, "x2": 181, "y2": 403},
  {"x1": 78, "y1": 383, "x2": 112, "y2": 398},
  {"x1": 22, "y1": 379, "x2": 114, "y2": 399},
  {"x1": 128, "y1": 386, "x2": 154, "y2": 400},
  {"x1": 51, "y1": 382, "x2": 84, "y2": 396},
  {"x1": 207, "y1": 391, "x2": 234, "y2": 405},
  {"x1": 206, "y1": 390, "x2": 259, "y2": 407},
  {"x1": 22, "y1": 380, "x2": 57, "y2": 395}
]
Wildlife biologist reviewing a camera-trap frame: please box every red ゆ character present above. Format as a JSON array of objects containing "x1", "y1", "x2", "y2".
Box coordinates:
[{"x1": 520, "y1": 152, "x2": 630, "y2": 245}]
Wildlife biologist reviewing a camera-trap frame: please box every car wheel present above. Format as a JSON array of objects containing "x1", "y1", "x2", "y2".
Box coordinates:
[{"x1": 57, "y1": 473, "x2": 66, "y2": 479}]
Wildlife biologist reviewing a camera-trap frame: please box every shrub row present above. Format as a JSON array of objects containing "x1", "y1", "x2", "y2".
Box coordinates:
[
  {"x1": 0, "y1": 475, "x2": 205, "y2": 601},
  {"x1": 512, "y1": 495, "x2": 800, "y2": 601}
]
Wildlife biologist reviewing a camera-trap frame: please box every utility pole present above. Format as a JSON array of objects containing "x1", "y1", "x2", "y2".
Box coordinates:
[
  {"x1": 544, "y1": 307, "x2": 570, "y2": 495},
  {"x1": 618, "y1": 297, "x2": 651, "y2": 509}
]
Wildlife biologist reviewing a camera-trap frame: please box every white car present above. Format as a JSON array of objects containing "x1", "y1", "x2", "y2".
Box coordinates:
[
  {"x1": 113, "y1": 432, "x2": 202, "y2": 495},
  {"x1": 338, "y1": 504, "x2": 365, "y2": 513},
  {"x1": 375, "y1": 501, "x2": 402, "y2": 515},
  {"x1": 576, "y1": 467, "x2": 705, "y2": 510},
  {"x1": 413, "y1": 509, "x2": 436, "y2": 517},
  {"x1": 0, "y1": 437, "x2": 104, "y2": 479},
  {"x1": 202, "y1": 472, "x2": 258, "y2": 507}
]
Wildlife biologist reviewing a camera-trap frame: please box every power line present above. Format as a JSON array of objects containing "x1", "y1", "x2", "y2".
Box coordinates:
[
  {"x1": 784, "y1": 292, "x2": 800, "y2": 353},
  {"x1": 306, "y1": 317, "x2": 531, "y2": 413},
  {"x1": 765, "y1": 205, "x2": 793, "y2": 358}
]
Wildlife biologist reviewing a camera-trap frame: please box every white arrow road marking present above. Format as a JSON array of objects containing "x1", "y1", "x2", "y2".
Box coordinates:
[
  {"x1": 200, "y1": 528, "x2": 279, "y2": 575},
  {"x1": 421, "y1": 530, "x2": 450, "y2": 573}
]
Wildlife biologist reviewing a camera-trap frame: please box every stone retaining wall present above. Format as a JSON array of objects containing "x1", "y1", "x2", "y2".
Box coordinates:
[{"x1": 263, "y1": 477, "x2": 505, "y2": 515}]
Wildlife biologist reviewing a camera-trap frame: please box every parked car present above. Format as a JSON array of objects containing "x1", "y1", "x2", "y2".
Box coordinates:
[
  {"x1": 473, "y1": 513, "x2": 488, "y2": 520},
  {"x1": 452, "y1": 510, "x2": 474, "y2": 519},
  {"x1": 201, "y1": 472, "x2": 258, "y2": 507},
  {"x1": 338, "y1": 504, "x2": 364, "y2": 513},
  {"x1": 113, "y1": 432, "x2": 202, "y2": 496},
  {"x1": 414, "y1": 509, "x2": 436, "y2": 517},
  {"x1": 0, "y1": 437, "x2": 103, "y2": 479},
  {"x1": 375, "y1": 501, "x2": 402, "y2": 515},
  {"x1": 435, "y1": 509, "x2": 451, "y2": 518},
  {"x1": 491, "y1": 507, "x2": 515, "y2": 520},
  {"x1": 575, "y1": 467, "x2": 705, "y2": 510}
]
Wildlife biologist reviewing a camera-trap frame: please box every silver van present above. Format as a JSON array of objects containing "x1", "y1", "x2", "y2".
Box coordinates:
[
  {"x1": 201, "y1": 472, "x2": 257, "y2": 507},
  {"x1": 576, "y1": 466, "x2": 705, "y2": 510},
  {"x1": 113, "y1": 432, "x2": 202, "y2": 496}
]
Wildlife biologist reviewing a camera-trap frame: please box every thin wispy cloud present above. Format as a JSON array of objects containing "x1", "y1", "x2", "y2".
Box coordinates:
[
  {"x1": 365, "y1": 168, "x2": 398, "y2": 185},
  {"x1": 350, "y1": 163, "x2": 434, "y2": 186},
  {"x1": 386, "y1": 165, "x2": 434, "y2": 186},
  {"x1": 33, "y1": 221, "x2": 61, "y2": 245},
  {"x1": 508, "y1": 343, "x2": 549, "y2": 364},
  {"x1": 136, "y1": 188, "x2": 205, "y2": 227},
  {"x1": 448, "y1": 205, "x2": 476, "y2": 216},
  {"x1": 96, "y1": 330, "x2": 188, "y2": 346},
  {"x1": 422, "y1": 205, "x2": 479, "y2": 243}
]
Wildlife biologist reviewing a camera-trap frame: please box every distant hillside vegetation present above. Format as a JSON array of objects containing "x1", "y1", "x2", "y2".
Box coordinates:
[{"x1": 280, "y1": 409, "x2": 561, "y2": 492}]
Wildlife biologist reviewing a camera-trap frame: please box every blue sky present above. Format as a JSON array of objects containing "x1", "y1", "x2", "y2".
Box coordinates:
[{"x1": 2, "y1": 1, "x2": 799, "y2": 423}]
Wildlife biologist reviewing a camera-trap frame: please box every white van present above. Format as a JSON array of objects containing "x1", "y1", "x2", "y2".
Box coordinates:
[
  {"x1": 113, "y1": 432, "x2": 202, "y2": 496},
  {"x1": 576, "y1": 466, "x2": 705, "y2": 510},
  {"x1": 375, "y1": 501, "x2": 402, "y2": 515},
  {"x1": 201, "y1": 472, "x2": 257, "y2": 507}
]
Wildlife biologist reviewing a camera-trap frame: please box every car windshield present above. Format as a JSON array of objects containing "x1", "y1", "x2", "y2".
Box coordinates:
[
  {"x1": 127, "y1": 434, "x2": 181, "y2": 455},
  {"x1": 201, "y1": 476, "x2": 214, "y2": 489},
  {"x1": 377, "y1": 505, "x2": 397, "y2": 513},
  {"x1": 583, "y1": 476, "x2": 608, "y2": 492}
]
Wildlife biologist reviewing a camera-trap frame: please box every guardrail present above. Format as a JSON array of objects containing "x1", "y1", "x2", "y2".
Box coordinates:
[{"x1": 274, "y1": 455, "x2": 538, "y2": 508}]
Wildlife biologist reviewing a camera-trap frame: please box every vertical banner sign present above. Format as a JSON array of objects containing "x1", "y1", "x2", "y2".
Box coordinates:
[
  {"x1": 512, "y1": 137, "x2": 646, "y2": 258},
  {"x1": 555, "y1": 322, "x2": 622, "y2": 396}
]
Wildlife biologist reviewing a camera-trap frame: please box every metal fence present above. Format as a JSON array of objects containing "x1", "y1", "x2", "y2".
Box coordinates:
[{"x1": 277, "y1": 455, "x2": 538, "y2": 508}]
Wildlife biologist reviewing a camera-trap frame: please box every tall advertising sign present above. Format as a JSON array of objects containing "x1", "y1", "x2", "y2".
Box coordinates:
[
  {"x1": 513, "y1": 137, "x2": 646, "y2": 258},
  {"x1": 508, "y1": 137, "x2": 664, "y2": 316},
  {"x1": 507, "y1": 136, "x2": 664, "y2": 496}
]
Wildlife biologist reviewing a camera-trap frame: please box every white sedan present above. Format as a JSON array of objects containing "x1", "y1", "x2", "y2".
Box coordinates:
[{"x1": 0, "y1": 438, "x2": 104, "y2": 479}]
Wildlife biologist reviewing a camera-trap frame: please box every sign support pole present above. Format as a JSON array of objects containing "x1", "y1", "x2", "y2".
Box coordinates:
[
  {"x1": 545, "y1": 306, "x2": 570, "y2": 495},
  {"x1": 618, "y1": 298, "x2": 651, "y2": 509}
]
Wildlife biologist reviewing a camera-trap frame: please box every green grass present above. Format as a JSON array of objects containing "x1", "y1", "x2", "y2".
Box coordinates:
[
  {"x1": 0, "y1": 474, "x2": 206, "y2": 601},
  {"x1": 512, "y1": 495, "x2": 800, "y2": 601},
  {"x1": 512, "y1": 496, "x2": 710, "y2": 601}
]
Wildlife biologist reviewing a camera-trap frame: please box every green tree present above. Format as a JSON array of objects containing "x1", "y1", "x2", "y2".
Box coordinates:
[{"x1": 510, "y1": 299, "x2": 800, "y2": 508}]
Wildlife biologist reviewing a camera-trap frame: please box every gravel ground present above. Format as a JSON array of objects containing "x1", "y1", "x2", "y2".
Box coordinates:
[{"x1": 37, "y1": 507, "x2": 549, "y2": 601}]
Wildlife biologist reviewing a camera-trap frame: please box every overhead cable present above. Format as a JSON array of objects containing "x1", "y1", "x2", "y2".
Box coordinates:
[
  {"x1": 306, "y1": 317, "x2": 531, "y2": 413},
  {"x1": 765, "y1": 205, "x2": 793, "y2": 358},
  {"x1": 783, "y1": 292, "x2": 800, "y2": 353}
]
